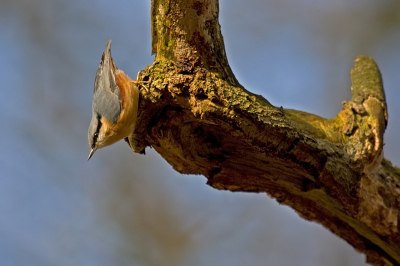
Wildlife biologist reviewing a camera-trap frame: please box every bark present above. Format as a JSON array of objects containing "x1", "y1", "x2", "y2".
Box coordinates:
[{"x1": 129, "y1": 0, "x2": 400, "y2": 265}]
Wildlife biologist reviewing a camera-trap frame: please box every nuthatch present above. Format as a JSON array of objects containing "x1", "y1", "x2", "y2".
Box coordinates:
[{"x1": 87, "y1": 40, "x2": 141, "y2": 160}]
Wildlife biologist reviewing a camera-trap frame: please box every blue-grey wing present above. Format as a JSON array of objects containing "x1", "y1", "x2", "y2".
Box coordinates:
[
  {"x1": 92, "y1": 88, "x2": 121, "y2": 124},
  {"x1": 92, "y1": 40, "x2": 121, "y2": 124},
  {"x1": 94, "y1": 40, "x2": 120, "y2": 99}
]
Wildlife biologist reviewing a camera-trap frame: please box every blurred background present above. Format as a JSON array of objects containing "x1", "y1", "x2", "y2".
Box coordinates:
[{"x1": 1, "y1": 0, "x2": 399, "y2": 265}]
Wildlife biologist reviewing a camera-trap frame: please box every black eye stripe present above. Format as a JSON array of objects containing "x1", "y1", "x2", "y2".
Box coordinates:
[{"x1": 92, "y1": 114, "x2": 102, "y2": 148}]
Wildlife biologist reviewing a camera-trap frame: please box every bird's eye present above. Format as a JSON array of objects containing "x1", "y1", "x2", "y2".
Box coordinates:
[{"x1": 94, "y1": 133, "x2": 98, "y2": 138}]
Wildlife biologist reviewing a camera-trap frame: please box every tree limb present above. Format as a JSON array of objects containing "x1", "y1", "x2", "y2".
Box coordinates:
[{"x1": 129, "y1": 1, "x2": 400, "y2": 265}]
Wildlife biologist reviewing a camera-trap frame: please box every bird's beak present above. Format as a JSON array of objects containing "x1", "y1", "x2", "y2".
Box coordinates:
[{"x1": 87, "y1": 147, "x2": 97, "y2": 161}]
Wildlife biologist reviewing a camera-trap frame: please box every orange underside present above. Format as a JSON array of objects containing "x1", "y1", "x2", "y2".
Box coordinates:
[
  {"x1": 102, "y1": 69, "x2": 139, "y2": 144},
  {"x1": 115, "y1": 69, "x2": 132, "y2": 111}
]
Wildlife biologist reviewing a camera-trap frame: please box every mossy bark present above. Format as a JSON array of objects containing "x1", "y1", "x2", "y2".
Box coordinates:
[{"x1": 129, "y1": 0, "x2": 400, "y2": 265}]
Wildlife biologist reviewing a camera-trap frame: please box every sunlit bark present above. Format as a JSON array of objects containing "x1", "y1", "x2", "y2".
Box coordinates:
[{"x1": 129, "y1": 1, "x2": 400, "y2": 265}]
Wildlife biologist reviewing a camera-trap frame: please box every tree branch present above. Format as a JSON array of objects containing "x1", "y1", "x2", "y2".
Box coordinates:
[{"x1": 129, "y1": 1, "x2": 400, "y2": 265}]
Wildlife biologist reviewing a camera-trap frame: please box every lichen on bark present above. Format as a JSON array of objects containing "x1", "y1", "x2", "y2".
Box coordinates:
[{"x1": 127, "y1": 1, "x2": 400, "y2": 265}]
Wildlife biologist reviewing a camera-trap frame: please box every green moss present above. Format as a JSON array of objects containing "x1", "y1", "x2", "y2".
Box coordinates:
[{"x1": 147, "y1": 58, "x2": 360, "y2": 146}]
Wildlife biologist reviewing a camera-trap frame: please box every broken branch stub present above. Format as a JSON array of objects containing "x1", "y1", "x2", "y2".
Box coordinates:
[{"x1": 341, "y1": 55, "x2": 388, "y2": 171}]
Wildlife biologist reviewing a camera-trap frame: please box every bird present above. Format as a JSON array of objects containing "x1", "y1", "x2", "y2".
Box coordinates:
[{"x1": 87, "y1": 40, "x2": 141, "y2": 160}]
